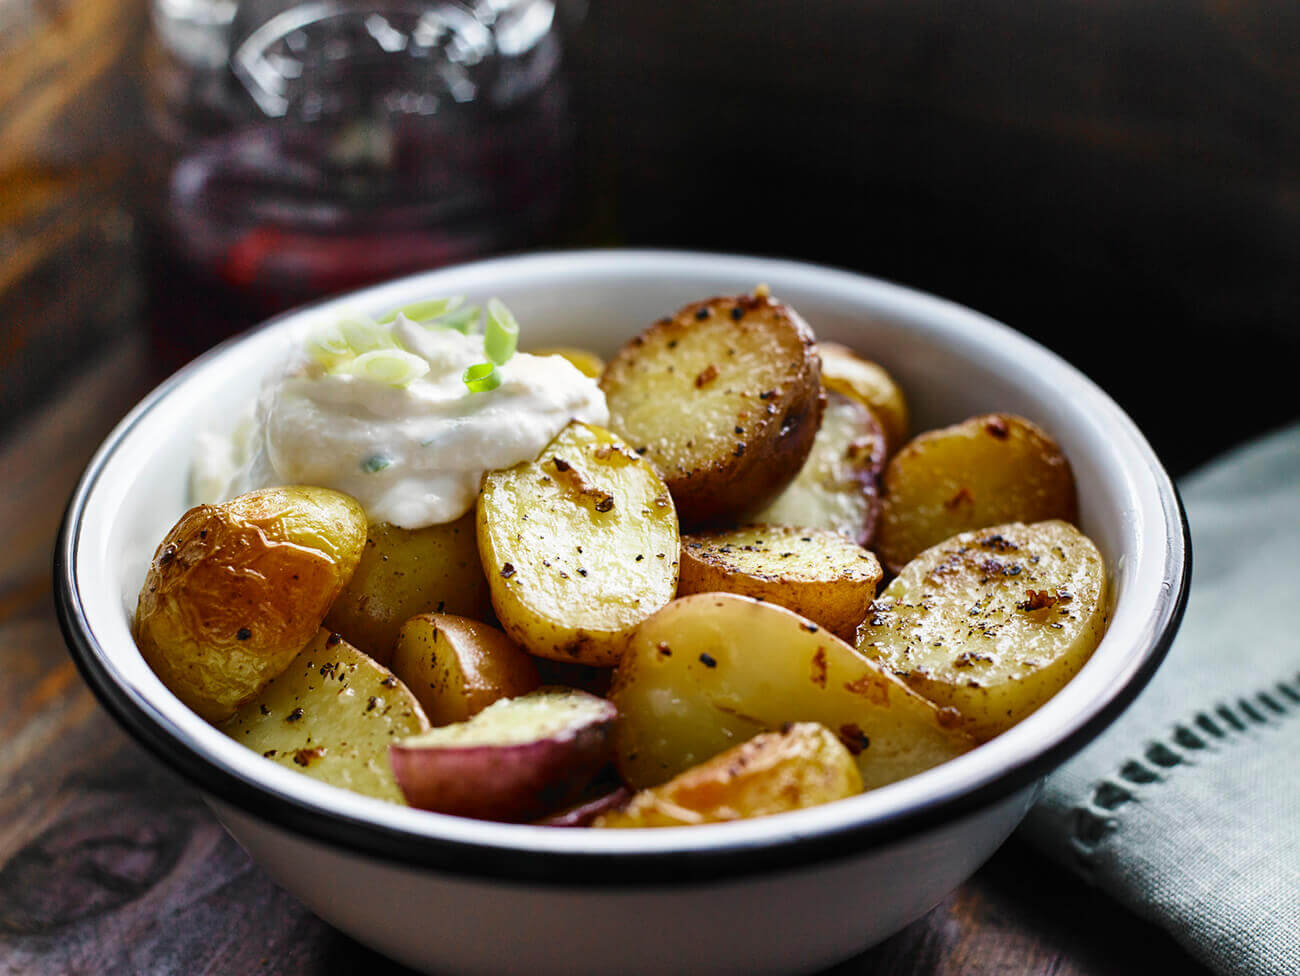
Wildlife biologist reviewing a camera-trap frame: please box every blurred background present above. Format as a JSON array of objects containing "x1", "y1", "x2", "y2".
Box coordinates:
[{"x1": 2, "y1": 0, "x2": 1297, "y2": 475}]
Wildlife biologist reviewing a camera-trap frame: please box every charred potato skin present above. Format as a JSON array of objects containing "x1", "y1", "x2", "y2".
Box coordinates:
[
  {"x1": 323, "y1": 514, "x2": 493, "y2": 666},
  {"x1": 874, "y1": 413, "x2": 1079, "y2": 574},
  {"x1": 133, "y1": 486, "x2": 367, "y2": 723},
  {"x1": 600, "y1": 294, "x2": 825, "y2": 528},
  {"x1": 677, "y1": 525, "x2": 883, "y2": 641},
  {"x1": 594, "y1": 723, "x2": 862, "y2": 828}
]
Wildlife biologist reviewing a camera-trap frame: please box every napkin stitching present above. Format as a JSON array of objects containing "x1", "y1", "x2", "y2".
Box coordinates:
[{"x1": 1068, "y1": 671, "x2": 1300, "y2": 877}]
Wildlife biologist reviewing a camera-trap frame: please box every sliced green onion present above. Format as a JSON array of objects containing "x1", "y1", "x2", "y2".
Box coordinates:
[
  {"x1": 435, "y1": 303, "x2": 482, "y2": 334},
  {"x1": 462, "y1": 361, "x2": 501, "y2": 393},
  {"x1": 305, "y1": 322, "x2": 353, "y2": 370},
  {"x1": 378, "y1": 296, "x2": 464, "y2": 324},
  {"x1": 350, "y1": 349, "x2": 430, "y2": 387},
  {"x1": 362, "y1": 454, "x2": 393, "y2": 473},
  {"x1": 338, "y1": 315, "x2": 393, "y2": 354},
  {"x1": 485, "y1": 298, "x2": 520, "y2": 365}
]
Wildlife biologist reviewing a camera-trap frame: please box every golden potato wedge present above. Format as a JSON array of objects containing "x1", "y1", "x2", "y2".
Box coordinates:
[
  {"x1": 874, "y1": 413, "x2": 1078, "y2": 574},
  {"x1": 610, "y1": 593, "x2": 974, "y2": 791},
  {"x1": 677, "y1": 525, "x2": 882, "y2": 641},
  {"x1": 391, "y1": 613, "x2": 541, "y2": 726},
  {"x1": 223, "y1": 629, "x2": 429, "y2": 803},
  {"x1": 857, "y1": 520, "x2": 1107, "y2": 741},
  {"x1": 594, "y1": 723, "x2": 862, "y2": 828},
  {"x1": 600, "y1": 293, "x2": 824, "y2": 527},
  {"x1": 323, "y1": 514, "x2": 493, "y2": 666},
  {"x1": 753, "y1": 391, "x2": 886, "y2": 546},
  {"x1": 529, "y1": 346, "x2": 606, "y2": 379},
  {"x1": 818, "y1": 342, "x2": 909, "y2": 456},
  {"x1": 134, "y1": 486, "x2": 367, "y2": 723},
  {"x1": 477, "y1": 421, "x2": 680, "y2": 667}
]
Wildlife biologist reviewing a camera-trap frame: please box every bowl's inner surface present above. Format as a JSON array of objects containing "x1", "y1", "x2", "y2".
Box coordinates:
[{"x1": 67, "y1": 251, "x2": 1180, "y2": 864}]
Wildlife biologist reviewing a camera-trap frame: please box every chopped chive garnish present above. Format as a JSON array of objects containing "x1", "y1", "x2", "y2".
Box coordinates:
[
  {"x1": 436, "y1": 304, "x2": 482, "y2": 334},
  {"x1": 485, "y1": 298, "x2": 519, "y2": 364},
  {"x1": 378, "y1": 296, "x2": 464, "y2": 324},
  {"x1": 338, "y1": 316, "x2": 393, "y2": 355},
  {"x1": 350, "y1": 349, "x2": 430, "y2": 387},
  {"x1": 362, "y1": 454, "x2": 392, "y2": 473},
  {"x1": 305, "y1": 322, "x2": 353, "y2": 370},
  {"x1": 463, "y1": 361, "x2": 501, "y2": 393}
]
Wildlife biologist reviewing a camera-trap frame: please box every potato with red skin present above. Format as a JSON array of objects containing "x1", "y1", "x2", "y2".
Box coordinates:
[
  {"x1": 391, "y1": 613, "x2": 541, "y2": 726},
  {"x1": 594, "y1": 723, "x2": 862, "y2": 828},
  {"x1": 390, "y1": 687, "x2": 618, "y2": 822},
  {"x1": 818, "y1": 342, "x2": 910, "y2": 457},
  {"x1": 134, "y1": 486, "x2": 367, "y2": 723},
  {"x1": 874, "y1": 413, "x2": 1078, "y2": 574},
  {"x1": 600, "y1": 293, "x2": 825, "y2": 528}
]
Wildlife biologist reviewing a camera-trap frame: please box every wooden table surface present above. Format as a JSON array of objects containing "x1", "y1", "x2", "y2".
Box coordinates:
[{"x1": 9, "y1": 0, "x2": 1294, "y2": 971}]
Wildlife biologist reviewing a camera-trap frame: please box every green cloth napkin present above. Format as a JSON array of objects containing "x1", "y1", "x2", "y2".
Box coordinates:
[{"x1": 1021, "y1": 423, "x2": 1300, "y2": 976}]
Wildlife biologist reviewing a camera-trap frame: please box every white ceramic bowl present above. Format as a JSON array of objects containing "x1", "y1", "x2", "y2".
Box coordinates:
[{"x1": 56, "y1": 250, "x2": 1188, "y2": 976}]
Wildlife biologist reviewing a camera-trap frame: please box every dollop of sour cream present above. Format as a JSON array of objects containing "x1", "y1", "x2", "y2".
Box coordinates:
[{"x1": 193, "y1": 313, "x2": 609, "y2": 528}]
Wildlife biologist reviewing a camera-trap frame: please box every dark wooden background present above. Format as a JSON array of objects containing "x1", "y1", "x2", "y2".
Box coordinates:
[{"x1": 5, "y1": 0, "x2": 1296, "y2": 971}]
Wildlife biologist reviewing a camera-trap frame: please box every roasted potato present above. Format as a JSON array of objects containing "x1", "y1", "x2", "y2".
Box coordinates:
[
  {"x1": 610, "y1": 593, "x2": 974, "y2": 791},
  {"x1": 391, "y1": 613, "x2": 541, "y2": 726},
  {"x1": 134, "y1": 486, "x2": 367, "y2": 723},
  {"x1": 818, "y1": 342, "x2": 909, "y2": 456},
  {"x1": 224, "y1": 629, "x2": 429, "y2": 803},
  {"x1": 323, "y1": 514, "x2": 493, "y2": 666},
  {"x1": 677, "y1": 525, "x2": 882, "y2": 641},
  {"x1": 600, "y1": 293, "x2": 824, "y2": 527},
  {"x1": 390, "y1": 687, "x2": 617, "y2": 821},
  {"x1": 477, "y1": 421, "x2": 680, "y2": 666},
  {"x1": 594, "y1": 722, "x2": 862, "y2": 828},
  {"x1": 529, "y1": 346, "x2": 606, "y2": 379},
  {"x1": 754, "y1": 390, "x2": 887, "y2": 546},
  {"x1": 857, "y1": 520, "x2": 1107, "y2": 741},
  {"x1": 874, "y1": 413, "x2": 1078, "y2": 574}
]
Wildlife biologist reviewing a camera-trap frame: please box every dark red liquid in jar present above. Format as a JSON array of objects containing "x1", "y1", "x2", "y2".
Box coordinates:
[{"x1": 142, "y1": 1, "x2": 573, "y2": 367}]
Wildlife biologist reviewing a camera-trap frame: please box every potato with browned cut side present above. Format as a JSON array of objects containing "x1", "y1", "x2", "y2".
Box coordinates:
[
  {"x1": 391, "y1": 613, "x2": 541, "y2": 726},
  {"x1": 677, "y1": 525, "x2": 882, "y2": 641},
  {"x1": 134, "y1": 486, "x2": 368, "y2": 723},
  {"x1": 224, "y1": 629, "x2": 429, "y2": 803},
  {"x1": 594, "y1": 722, "x2": 862, "y2": 828},
  {"x1": 818, "y1": 342, "x2": 909, "y2": 457},
  {"x1": 477, "y1": 421, "x2": 680, "y2": 667},
  {"x1": 857, "y1": 520, "x2": 1107, "y2": 742},
  {"x1": 610, "y1": 593, "x2": 974, "y2": 791},
  {"x1": 324, "y1": 514, "x2": 493, "y2": 666},
  {"x1": 874, "y1": 413, "x2": 1078, "y2": 574},
  {"x1": 755, "y1": 390, "x2": 887, "y2": 546},
  {"x1": 600, "y1": 292, "x2": 824, "y2": 527}
]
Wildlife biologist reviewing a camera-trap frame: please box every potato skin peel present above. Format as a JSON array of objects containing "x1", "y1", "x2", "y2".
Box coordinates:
[{"x1": 133, "y1": 486, "x2": 367, "y2": 723}]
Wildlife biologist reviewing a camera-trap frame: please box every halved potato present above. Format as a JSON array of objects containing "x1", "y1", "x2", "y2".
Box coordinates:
[
  {"x1": 600, "y1": 293, "x2": 824, "y2": 527},
  {"x1": 677, "y1": 525, "x2": 882, "y2": 641},
  {"x1": 753, "y1": 391, "x2": 886, "y2": 546},
  {"x1": 610, "y1": 593, "x2": 974, "y2": 791},
  {"x1": 477, "y1": 421, "x2": 680, "y2": 666},
  {"x1": 874, "y1": 413, "x2": 1078, "y2": 574},
  {"x1": 389, "y1": 687, "x2": 617, "y2": 821},
  {"x1": 594, "y1": 723, "x2": 862, "y2": 828},
  {"x1": 818, "y1": 342, "x2": 909, "y2": 456},
  {"x1": 529, "y1": 346, "x2": 606, "y2": 379},
  {"x1": 857, "y1": 520, "x2": 1107, "y2": 741},
  {"x1": 223, "y1": 629, "x2": 429, "y2": 803},
  {"x1": 391, "y1": 613, "x2": 541, "y2": 726},
  {"x1": 323, "y1": 514, "x2": 493, "y2": 666},
  {"x1": 134, "y1": 486, "x2": 367, "y2": 723}
]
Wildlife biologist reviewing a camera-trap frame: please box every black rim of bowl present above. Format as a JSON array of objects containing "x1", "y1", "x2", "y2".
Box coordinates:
[{"x1": 53, "y1": 254, "x2": 1193, "y2": 887}]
